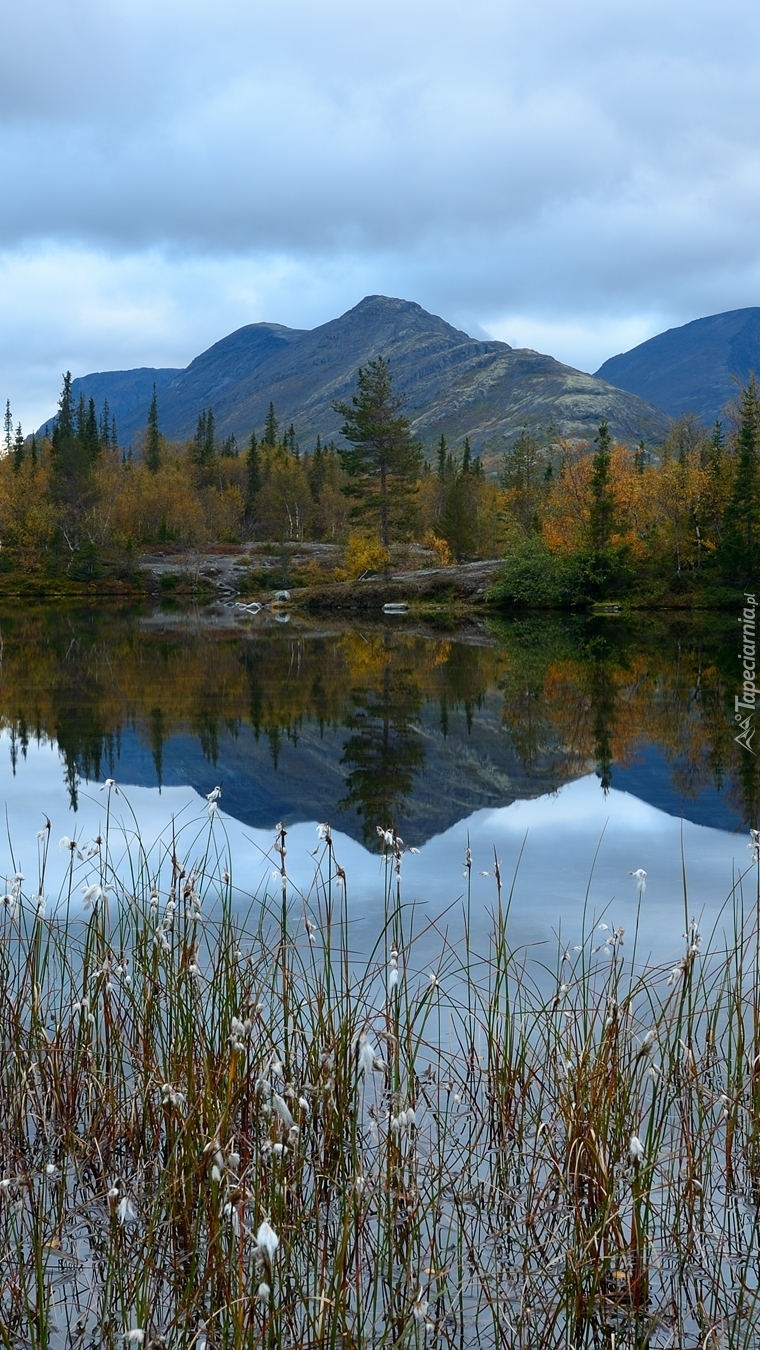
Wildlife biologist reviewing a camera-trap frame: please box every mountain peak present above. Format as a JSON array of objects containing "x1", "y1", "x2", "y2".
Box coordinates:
[
  {"x1": 595, "y1": 307, "x2": 760, "y2": 423},
  {"x1": 41, "y1": 297, "x2": 670, "y2": 457}
]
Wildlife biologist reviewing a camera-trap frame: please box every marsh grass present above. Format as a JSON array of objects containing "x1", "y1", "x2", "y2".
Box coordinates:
[{"x1": 1, "y1": 796, "x2": 760, "y2": 1349}]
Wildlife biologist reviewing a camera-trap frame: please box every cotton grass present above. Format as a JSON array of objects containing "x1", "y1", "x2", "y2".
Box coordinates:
[{"x1": 0, "y1": 796, "x2": 759, "y2": 1347}]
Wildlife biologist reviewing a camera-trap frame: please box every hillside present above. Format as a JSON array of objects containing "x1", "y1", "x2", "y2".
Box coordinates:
[
  {"x1": 595, "y1": 307, "x2": 760, "y2": 425},
  {"x1": 46, "y1": 296, "x2": 670, "y2": 466}
]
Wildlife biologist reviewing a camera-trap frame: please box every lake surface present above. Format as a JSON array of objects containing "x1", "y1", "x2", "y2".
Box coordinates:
[{"x1": 1, "y1": 602, "x2": 758, "y2": 964}]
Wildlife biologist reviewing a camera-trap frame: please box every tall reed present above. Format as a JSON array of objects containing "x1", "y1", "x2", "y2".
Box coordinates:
[{"x1": 0, "y1": 798, "x2": 759, "y2": 1348}]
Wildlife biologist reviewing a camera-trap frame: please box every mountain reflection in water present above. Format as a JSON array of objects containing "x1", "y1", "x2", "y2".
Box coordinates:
[{"x1": 0, "y1": 604, "x2": 757, "y2": 841}]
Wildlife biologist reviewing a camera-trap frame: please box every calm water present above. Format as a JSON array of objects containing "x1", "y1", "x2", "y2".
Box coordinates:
[{"x1": 1, "y1": 602, "x2": 758, "y2": 962}]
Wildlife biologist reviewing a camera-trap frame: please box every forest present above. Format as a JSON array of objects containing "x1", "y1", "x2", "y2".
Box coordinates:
[{"x1": 0, "y1": 356, "x2": 758, "y2": 601}]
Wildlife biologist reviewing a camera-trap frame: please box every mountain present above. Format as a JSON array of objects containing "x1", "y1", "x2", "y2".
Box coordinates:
[
  {"x1": 44, "y1": 296, "x2": 670, "y2": 465},
  {"x1": 40, "y1": 366, "x2": 183, "y2": 438},
  {"x1": 595, "y1": 307, "x2": 760, "y2": 426}
]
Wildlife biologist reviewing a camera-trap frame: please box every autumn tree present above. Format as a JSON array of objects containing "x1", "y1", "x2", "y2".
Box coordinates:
[{"x1": 334, "y1": 357, "x2": 422, "y2": 548}]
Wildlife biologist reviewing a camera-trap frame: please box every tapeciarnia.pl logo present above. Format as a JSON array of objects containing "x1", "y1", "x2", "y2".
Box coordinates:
[{"x1": 735, "y1": 591, "x2": 757, "y2": 754}]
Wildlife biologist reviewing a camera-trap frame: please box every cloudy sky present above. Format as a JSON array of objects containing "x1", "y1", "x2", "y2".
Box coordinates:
[{"x1": 3, "y1": 0, "x2": 760, "y2": 429}]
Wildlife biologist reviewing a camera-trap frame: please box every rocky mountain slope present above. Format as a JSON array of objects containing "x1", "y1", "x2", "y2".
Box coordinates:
[
  {"x1": 47, "y1": 296, "x2": 670, "y2": 465},
  {"x1": 595, "y1": 307, "x2": 760, "y2": 425}
]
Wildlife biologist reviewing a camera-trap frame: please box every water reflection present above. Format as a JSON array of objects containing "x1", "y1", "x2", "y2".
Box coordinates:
[{"x1": 0, "y1": 604, "x2": 757, "y2": 839}]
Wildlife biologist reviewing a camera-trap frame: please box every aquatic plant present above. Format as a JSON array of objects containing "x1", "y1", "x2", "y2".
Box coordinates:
[{"x1": 1, "y1": 797, "x2": 760, "y2": 1347}]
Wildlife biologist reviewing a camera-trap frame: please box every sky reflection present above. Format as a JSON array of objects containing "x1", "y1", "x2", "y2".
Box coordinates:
[{"x1": 1, "y1": 732, "x2": 753, "y2": 976}]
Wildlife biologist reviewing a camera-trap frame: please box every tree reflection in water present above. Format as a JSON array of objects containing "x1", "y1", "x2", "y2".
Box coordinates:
[
  {"x1": 339, "y1": 633, "x2": 425, "y2": 844},
  {"x1": 0, "y1": 604, "x2": 756, "y2": 836}
]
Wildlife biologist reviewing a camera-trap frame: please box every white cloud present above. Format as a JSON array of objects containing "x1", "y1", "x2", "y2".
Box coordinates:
[{"x1": 3, "y1": 0, "x2": 760, "y2": 423}]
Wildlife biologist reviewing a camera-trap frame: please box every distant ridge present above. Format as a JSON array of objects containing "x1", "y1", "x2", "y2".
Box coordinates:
[
  {"x1": 595, "y1": 307, "x2": 760, "y2": 425},
  {"x1": 42, "y1": 296, "x2": 670, "y2": 466}
]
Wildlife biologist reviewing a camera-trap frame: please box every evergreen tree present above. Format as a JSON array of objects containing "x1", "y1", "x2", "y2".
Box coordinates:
[
  {"x1": 145, "y1": 384, "x2": 162, "y2": 473},
  {"x1": 99, "y1": 399, "x2": 112, "y2": 447},
  {"x1": 720, "y1": 375, "x2": 760, "y2": 583},
  {"x1": 588, "y1": 420, "x2": 615, "y2": 552},
  {"x1": 461, "y1": 437, "x2": 472, "y2": 474},
  {"x1": 263, "y1": 402, "x2": 278, "y2": 449},
  {"x1": 705, "y1": 419, "x2": 725, "y2": 470},
  {"x1": 53, "y1": 373, "x2": 75, "y2": 446},
  {"x1": 83, "y1": 397, "x2": 100, "y2": 462},
  {"x1": 49, "y1": 372, "x2": 97, "y2": 549},
  {"x1": 287, "y1": 423, "x2": 298, "y2": 457},
  {"x1": 3, "y1": 400, "x2": 12, "y2": 457},
  {"x1": 334, "y1": 357, "x2": 422, "y2": 548},
  {"x1": 205, "y1": 407, "x2": 216, "y2": 460},
  {"x1": 220, "y1": 433, "x2": 238, "y2": 458},
  {"x1": 245, "y1": 431, "x2": 261, "y2": 526},
  {"x1": 30, "y1": 433, "x2": 37, "y2": 468},
  {"x1": 192, "y1": 408, "x2": 216, "y2": 473},
  {"x1": 76, "y1": 393, "x2": 87, "y2": 446},
  {"x1": 438, "y1": 464, "x2": 480, "y2": 560},
  {"x1": 309, "y1": 435, "x2": 325, "y2": 501},
  {"x1": 111, "y1": 414, "x2": 118, "y2": 448},
  {"x1": 436, "y1": 434, "x2": 447, "y2": 480},
  {"x1": 500, "y1": 427, "x2": 546, "y2": 534},
  {"x1": 12, "y1": 423, "x2": 25, "y2": 472}
]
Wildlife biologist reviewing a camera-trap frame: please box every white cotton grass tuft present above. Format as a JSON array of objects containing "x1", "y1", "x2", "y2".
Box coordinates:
[
  {"x1": 256, "y1": 1219, "x2": 279, "y2": 1263},
  {"x1": 117, "y1": 1195, "x2": 138, "y2": 1224},
  {"x1": 272, "y1": 1093, "x2": 295, "y2": 1129},
  {"x1": 629, "y1": 1134, "x2": 645, "y2": 1164},
  {"x1": 357, "y1": 1032, "x2": 377, "y2": 1076},
  {"x1": 630, "y1": 868, "x2": 647, "y2": 895},
  {"x1": 123, "y1": 1332, "x2": 144, "y2": 1346}
]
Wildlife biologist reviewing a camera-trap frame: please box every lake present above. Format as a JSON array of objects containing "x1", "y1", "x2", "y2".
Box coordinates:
[{"x1": 1, "y1": 601, "x2": 758, "y2": 966}]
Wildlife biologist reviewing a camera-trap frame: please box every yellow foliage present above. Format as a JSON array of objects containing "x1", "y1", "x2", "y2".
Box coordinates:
[
  {"x1": 422, "y1": 529, "x2": 454, "y2": 567},
  {"x1": 342, "y1": 534, "x2": 391, "y2": 579}
]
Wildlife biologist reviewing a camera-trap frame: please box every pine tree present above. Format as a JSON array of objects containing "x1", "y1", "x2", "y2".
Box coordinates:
[
  {"x1": 99, "y1": 399, "x2": 112, "y2": 447},
  {"x1": 334, "y1": 357, "x2": 422, "y2": 548},
  {"x1": 49, "y1": 372, "x2": 96, "y2": 546},
  {"x1": 192, "y1": 408, "x2": 216, "y2": 474},
  {"x1": 194, "y1": 409, "x2": 207, "y2": 458},
  {"x1": 111, "y1": 414, "x2": 118, "y2": 448},
  {"x1": 76, "y1": 393, "x2": 87, "y2": 446},
  {"x1": 84, "y1": 397, "x2": 100, "y2": 462},
  {"x1": 588, "y1": 420, "x2": 615, "y2": 552},
  {"x1": 309, "y1": 435, "x2": 325, "y2": 501},
  {"x1": 205, "y1": 408, "x2": 216, "y2": 461},
  {"x1": 3, "y1": 400, "x2": 12, "y2": 457},
  {"x1": 12, "y1": 423, "x2": 25, "y2": 472},
  {"x1": 30, "y1": 433, "x2": 37, "y2": 468},
  {"x1": 245, "y1": 431, "x2": 261, "y2": 527},
  {"x1": 461, "y1": 437, "x2": 472, "y2": 474},
  {"x1": 436, "y1": 434, "x2": 447, "y2": 481},
  {"x1": 720, "y1": 375, "x2": 760, "y2": 583},
  {"x1": 145, "y1": 384, "x2": 162, "y2": 473},
  {"x1": 706, "y1": 419, "x2": 724, "y2": 470},
  {"x1": 438, "y1": 468, "x2": 479, "y2": 560},
  {"x1": 263, "y1": 402, "x2": 278, "y2": 449},
  {"x1": 54, "y1": 374, "x2": 75, "y2": 445}
]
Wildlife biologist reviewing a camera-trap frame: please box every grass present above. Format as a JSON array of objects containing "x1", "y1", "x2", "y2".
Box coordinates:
[{"x1": 1, "y1": 796, "x2": 760, "y2": 1348}]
